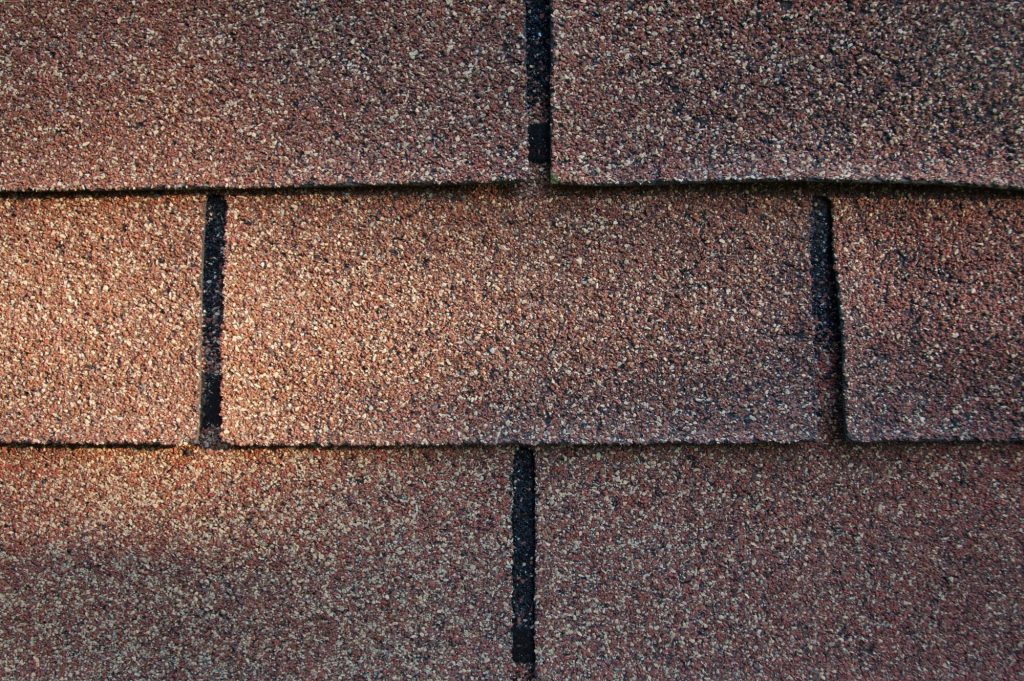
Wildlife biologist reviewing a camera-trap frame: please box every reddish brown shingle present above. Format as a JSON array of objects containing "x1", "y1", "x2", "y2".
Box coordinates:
[
  {"x1": 0, "y1": 446, "x2": 513, "y2": 679},
  {"x1": 833, "y1": 192, "x2": 1024, "y2": 441},
  {"x1": 0, "y1": 1, "x2": 526, "y2": 191},
  {"x1": 0, "y1": 196, "x2": 203, "y2": 444},
  {"x1": 552, "y1": 0, "x2": 1024, "y2": 187},
  {"x1": 537, "y1": 442, "x2": 1024, "y2": 680},
  {"x1": 222, "y1": 182, "x2": 826, "y2": 446}
]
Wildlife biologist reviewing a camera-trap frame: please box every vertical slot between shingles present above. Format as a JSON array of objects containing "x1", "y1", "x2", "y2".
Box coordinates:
[
  {"x1": 810, "y1": 195, "x2": 848, "y2": 436},
  {"x1": 526, "y1": 0, "x2": 552, "y2": 165},
  {"x1": 200, "y1": 195, "x2": 227, "y2": 447},
  {"x1": 511, "y1": 444, "x2": 538, "y2": 670}
]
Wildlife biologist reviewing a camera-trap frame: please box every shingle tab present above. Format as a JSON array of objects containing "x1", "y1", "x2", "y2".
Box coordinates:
[
  {"x1": 0, "y1": 446, "x2": 513, "y2": 680},
  {"x1": 833, "y1": 192, "x2": 1024, "y2": 441},
  {"x1": 0, "y1": 196, "x2": 203, "y2": 444},
  {"x1": 552, "y1": 0, "x2": 1024, "y2": 187},
  {"x1": 537, "y1": 443, "x2": 1024, "y2": 680},
  {"x1": 222, "y1": 183, "x2": 826, "y2": 445},
  {"x1": 0, "y1": 1, "x2": 526, "y2": 191}
]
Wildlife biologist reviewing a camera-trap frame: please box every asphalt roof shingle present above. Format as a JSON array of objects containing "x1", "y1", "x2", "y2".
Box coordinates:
[
  {"x1": 537, "y1": 442, "x2": 1024, "y2": 679},
  {"x1": 0, "y1": 196, "x2": 203, "y2": 444},
  {"x1": 552, "y1": 0, "x2": 1024, "y2": 187},
  {"x1": 0, "y1": 446, "x2": 514, "y2": 679},
  {"x1": 221, "y1": 181, "x2": 829, "y2": 446},
  {"x1": 0, "y1": 0, "x2": 527, "y2": 191},
  {"x1": 833, "y1": 192, "x2": 1024, "y2": 441}
]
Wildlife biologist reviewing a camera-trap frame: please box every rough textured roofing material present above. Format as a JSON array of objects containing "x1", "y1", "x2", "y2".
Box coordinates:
[
  {"x1": 0, "y1": 0, "x2": 526, "y2": 191},
  {"x1": 222, "y1": 181, "x2": 827, "y2": 446},
  {"x1": 833, "y1": 192, "x2": 1024, "y2": 442},
  {"x1": 537, "y1": 442, "x2": 1024, "y2": 680},
  {"x1": 552, "y1": 0, "x2": 1024, "y2": 187},
  {"x1": 0, "y1": 196, "x2": 203, "y2": 444},
  {"x1": 1, "y1": 1, "x2": 1022, "y2": 676},
  {"x1": 0, "y1": 446, "x2": 514, "y2": 679}
]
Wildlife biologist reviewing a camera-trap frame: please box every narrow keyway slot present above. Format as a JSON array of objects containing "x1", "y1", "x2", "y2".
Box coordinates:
[
  {"x1": 527, "y1": 0, "x2": 552, "y2": 166},
  {"x1": 511, "y1": 444, "x2": 537, "y2": 668},
  {"x1": 515, "y1": 1, "x2": 549, "y2": 671},
  {"x1": 810, "y1": 196, "x2": 848, "y2": 433},
  {"x1": 200, "y1": 194, "x2": 227, "y2": 447}
]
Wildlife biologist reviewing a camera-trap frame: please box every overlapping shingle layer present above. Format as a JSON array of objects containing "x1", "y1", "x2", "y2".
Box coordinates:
[
  {"x1": 0, "y1": 1, "x2": 526, "y2": 191},
  {"x1": 1, "y1": 1, "x2": 1022, "y2": 678},
  {"x1": 538, "y1": 442, "x2": 1024, "y2": 679},
  {"x1": 0, "y1": 447, "x2": 513, "y2": 679},
  {"x1": 0, "y1": 196, "x2": 203, "y2": 444},
  {"x1": 552, "y1": 0, "x2": 1024, "y2": 187},
  {"x1": 222, "y1": 181, "x2": 826, "y2": 445}
]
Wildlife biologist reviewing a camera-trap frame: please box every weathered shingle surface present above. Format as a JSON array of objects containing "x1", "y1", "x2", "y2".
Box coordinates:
[
  {"x1": 537, "y1": 442, "x2": 1024, "y2": 680},
  {"x1": 0, "y1": 446, "x2": 513, "y2": 679},
  {"x1": 222, "y1": 182, "x2": 826, "y2": 446},
  {"x1": 0, "y1": 196, "x2": 203, "y2": 444},
  {"x1": 834, "y1": 192, "x2": 1024, "y2": 441},
  {"x1": 0, "y1": 0, "x2": 526, "y2": 191},
  {"x1": 1, "y1": 2, "x2": 1022, "y2": 678},
  {"x1": 552, "y1": 0, "x2": 1024, "y2": 187}
]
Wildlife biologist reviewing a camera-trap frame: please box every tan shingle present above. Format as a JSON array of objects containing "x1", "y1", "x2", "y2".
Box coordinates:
[
  {"x1": 222, "y1": 180, "x2": 828, "y2": 445},
  {"x1": 537, "y1": 442, "x2": 1024, "y2": 679},
  {"x1": 0, "y1": 1, "x2": 526, "y2": 191},
  {"x1": 0, "y1": 446, "x2": 514, "y2": 679},
  {"x1": 834, "y1": 191, "x2": 1024, "y2": 441},
  {"x1": 0, "y1": 195, "x2": 203, "y2": 443},
  {"x1": 552, "y1": 1, "x2": 1024, "y2": 187}
]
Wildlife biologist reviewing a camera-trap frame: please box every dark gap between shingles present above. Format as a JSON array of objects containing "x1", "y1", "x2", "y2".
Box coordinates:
[
  {"x1": 529, "y1": 123, "x2": 552, "y2": 165},
  {"x1": 810, "y1": 196, "x2": 848, "y2": 436},
  {"x1": 516, "y1": 1, "x2": 549, "y2": 666},
  {"x1": 200, "y1": 195, "x2": 227, "y2": 448},
  {"x1": 526, "y1": 0, "x2": 552, "y2": 165},
  {"x1": 511, "y1": 444, "x2": 537, "y2": 669}
]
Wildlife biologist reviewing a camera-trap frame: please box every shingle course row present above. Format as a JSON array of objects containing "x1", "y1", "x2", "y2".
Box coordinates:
[
  {"x1": 1, "y1": 186, "x2": 1019, "y2": 445},
  {"x1": 2, "y1": 440, "x2": 1021, "y2": 678},
  {"x1": 3, "y1": 1, "x2": 1020, "y2": 191}
]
